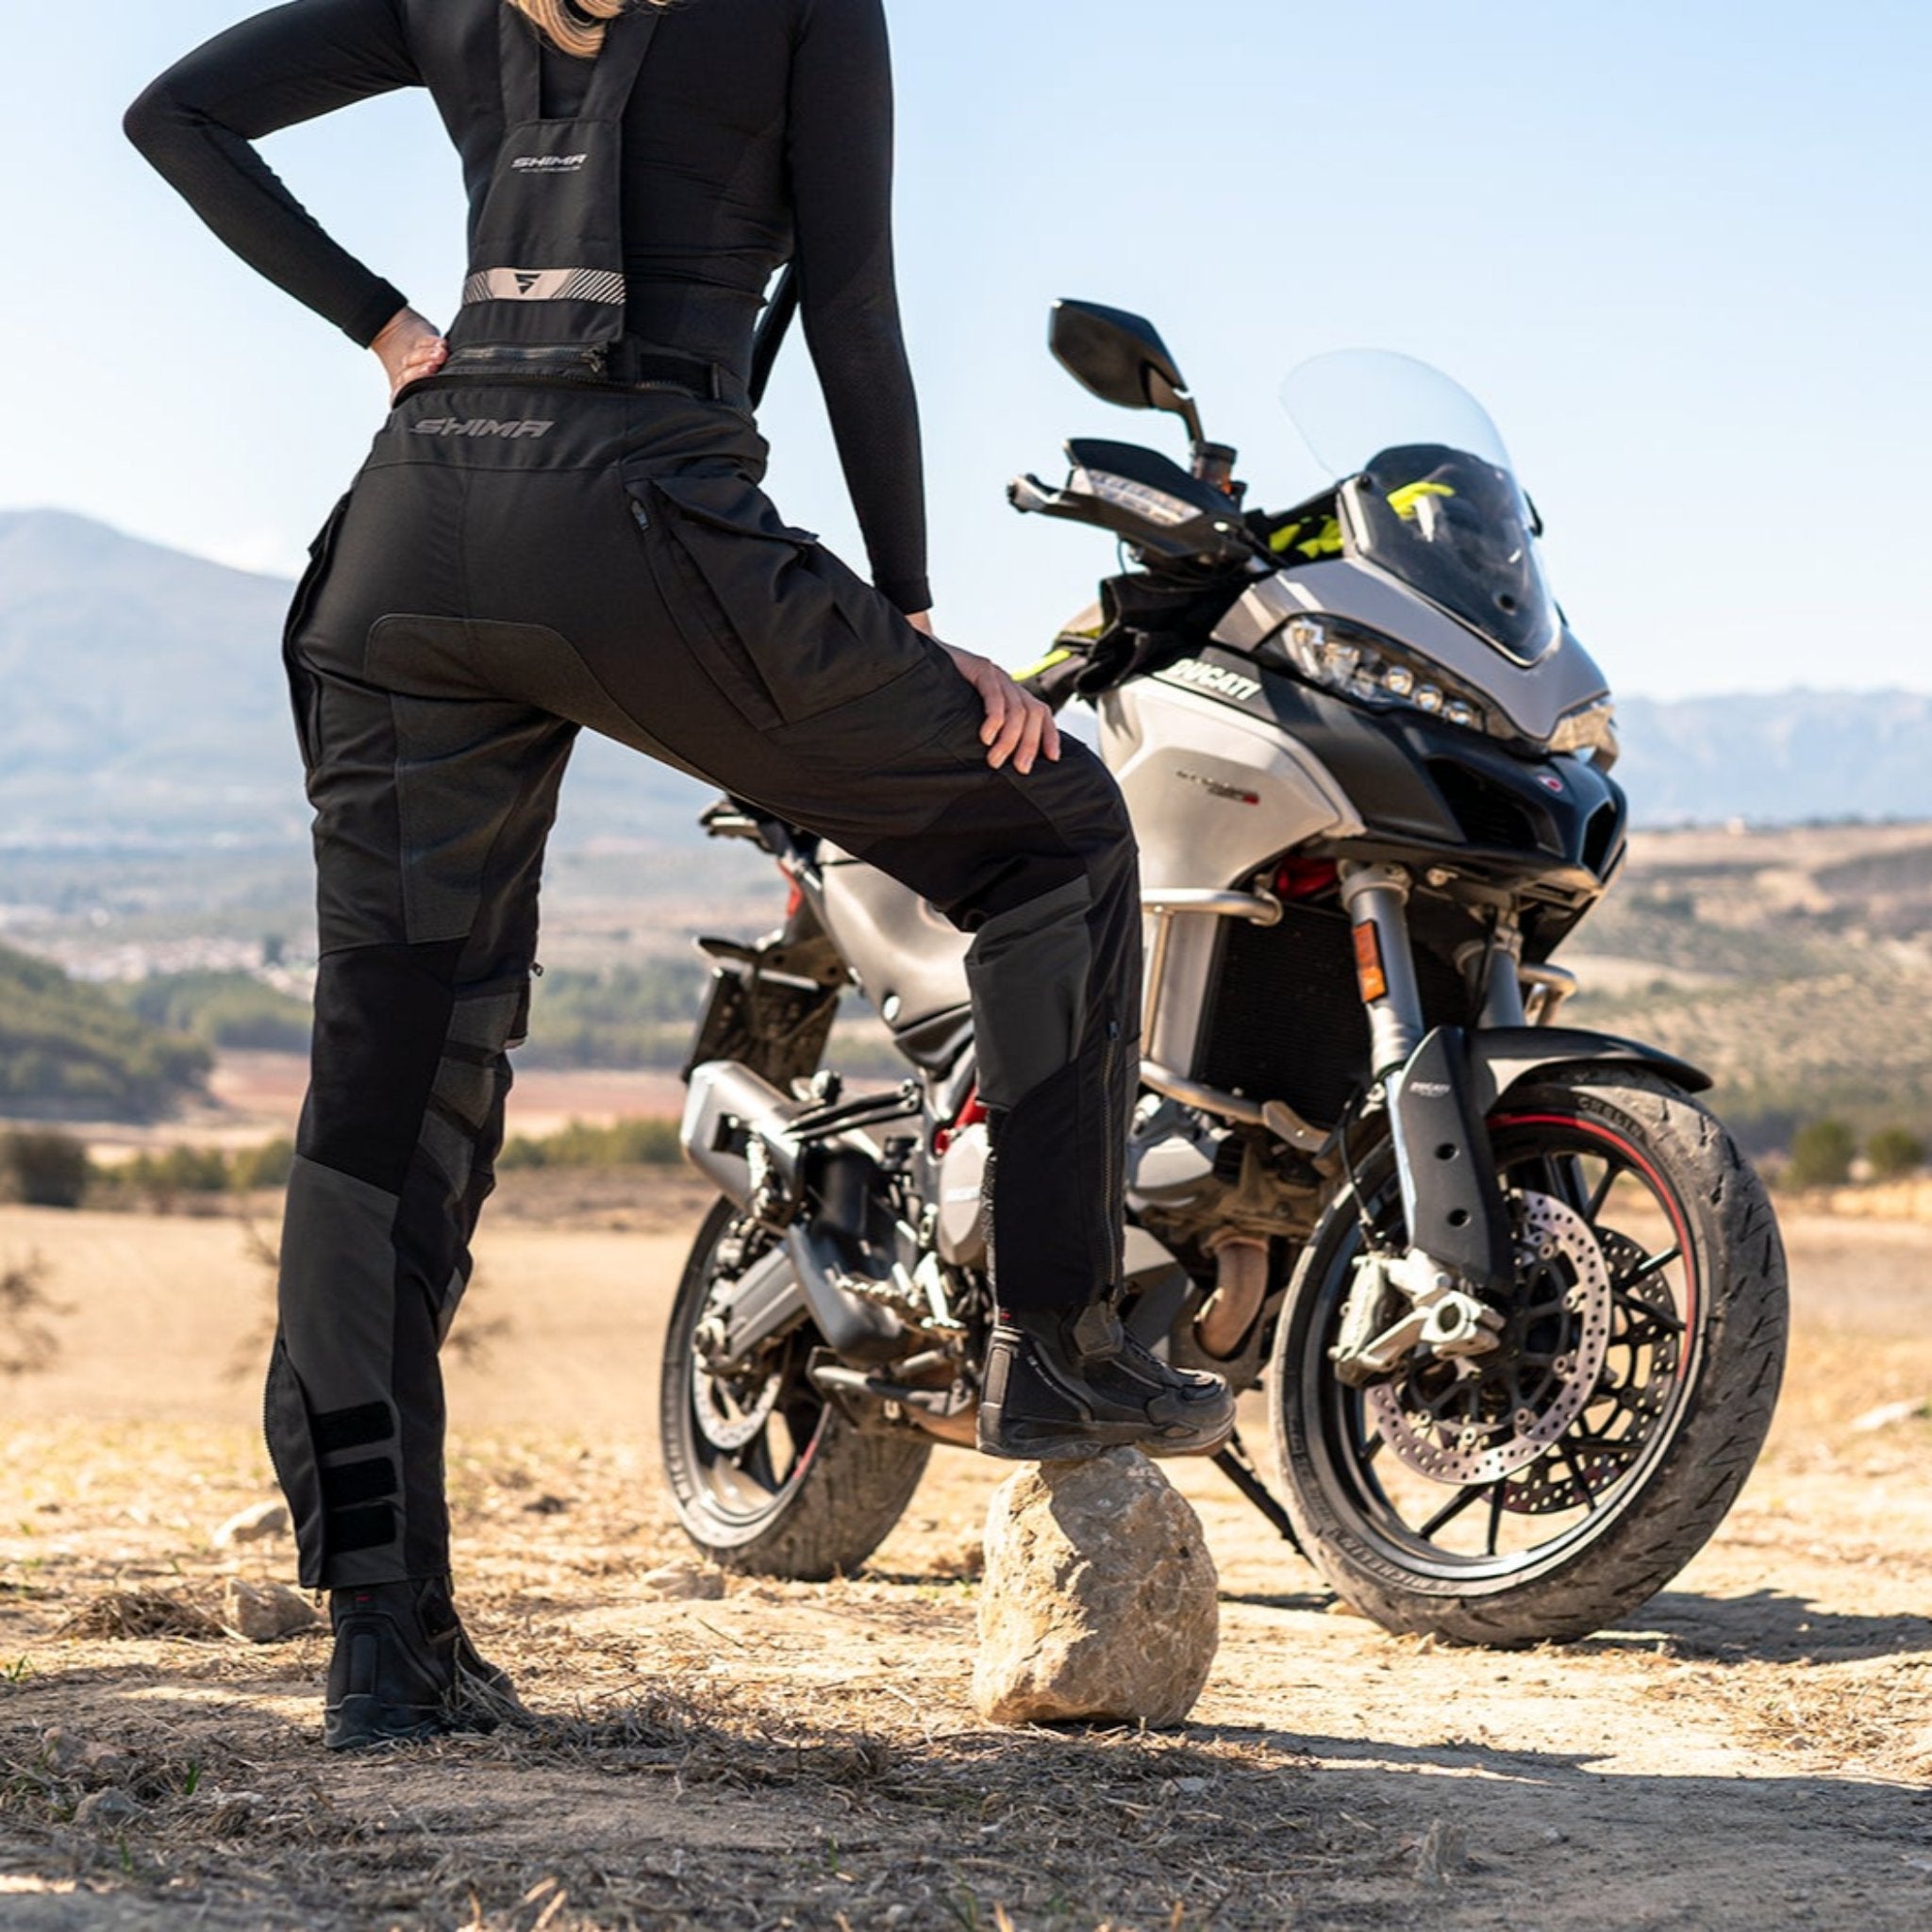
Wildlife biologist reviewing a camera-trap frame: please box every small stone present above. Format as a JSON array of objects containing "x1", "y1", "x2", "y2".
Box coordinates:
[
  {"x1": 1851, "y1": 1399, "x2": 1929, "y2": 1434},
  {"x1": 1173, "y1": 1774, "x2": 1210, "y2": 1795},
  {"x1": 973, "y1": 1448, "x2": 1219, "y2": 1728},
  {"x1": 639, "y1": 1561, "x2": 727, "y2": 1602},
  {"x1": 75, "y1": 1788, "x2": 143, "y2": 1828},
  {"x1": 222, "y1": 1579, "x2": 321, "y2": 1643},
  {"x1": 77, "y1": 1741, "x2": 137, "y2": 1782},
  {"x1": 211, "y1": 1500, "x2": 291, "y2": 1549},
  {"x1": 927, "y1": 1530, "x2": 985, "y2": 1581}
]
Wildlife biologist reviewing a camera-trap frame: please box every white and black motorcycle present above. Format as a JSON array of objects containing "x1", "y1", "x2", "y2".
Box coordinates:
[{"x1": 659, "y1": 300, "x2": 1787, "y2": 1645}]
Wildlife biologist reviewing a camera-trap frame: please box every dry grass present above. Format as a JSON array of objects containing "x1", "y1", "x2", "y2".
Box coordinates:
[
  {"x1": 7, "y1": 1188, "x2": 1932, "y2": 1927},
  {"x1": 54, "y1": 1589, "x2": 225, "y2": 1643}
]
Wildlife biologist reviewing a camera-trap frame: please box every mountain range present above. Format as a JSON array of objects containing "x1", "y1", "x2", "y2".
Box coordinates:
[
  {"x1": 1, "y1": 508, "x2": 1925, "y2": 842},
  {"x1": 0, "y1": 509, "x2": 711, "y2": 848}
]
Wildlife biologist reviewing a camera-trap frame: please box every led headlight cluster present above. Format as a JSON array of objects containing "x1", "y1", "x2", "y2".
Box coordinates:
[
  {"x1": 1263, "y1": 615, "x2": 1619, "y2": 766},
  {"x1": 1268, "y1": 616, "x2": 1492, "y2": 734},
  {"x1": 1546, "y1": 694, "x2": 1620, "y2": 762}
]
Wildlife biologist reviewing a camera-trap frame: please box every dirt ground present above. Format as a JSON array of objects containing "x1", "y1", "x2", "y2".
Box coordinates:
[{"x1": 5, "y1": 1178, "x2": 1932, "y2": 1930}]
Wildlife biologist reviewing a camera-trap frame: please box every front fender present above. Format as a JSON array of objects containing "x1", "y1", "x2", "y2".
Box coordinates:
[{"x1": 1470, "y1": 1027, "x2": 1711, "y2": 1114}]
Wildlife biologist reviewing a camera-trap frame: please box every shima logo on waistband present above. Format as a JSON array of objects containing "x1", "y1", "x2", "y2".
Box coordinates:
[
  {"x1": 511, "y1": 154, "x2": 588, "y2": 174},
  {"x1": 411, "y1": 419, "x2": 557, "y2": 440}
]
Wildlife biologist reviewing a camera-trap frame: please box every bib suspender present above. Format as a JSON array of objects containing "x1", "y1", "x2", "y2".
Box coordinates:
[
  {"x1": 495, "y1": 3, "x2": 659, "y2": 126},
  {"x1": 452, "y1": 6, "x2": 661, "y2": 348}
]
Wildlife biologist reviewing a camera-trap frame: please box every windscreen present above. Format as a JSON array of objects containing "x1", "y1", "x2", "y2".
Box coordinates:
[{"x1": 1282, "y1": 351, "x2": 1560, "y2": 663}]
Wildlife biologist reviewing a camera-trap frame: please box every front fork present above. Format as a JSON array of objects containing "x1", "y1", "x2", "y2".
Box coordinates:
[{"x1": 1332, "y1": 863, "x2": 1517, "y2": 1384}]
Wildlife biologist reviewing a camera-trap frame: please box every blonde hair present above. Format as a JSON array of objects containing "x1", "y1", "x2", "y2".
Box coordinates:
[{"x1": 506, "y1": 0, "x2": 665, "y2": 59}]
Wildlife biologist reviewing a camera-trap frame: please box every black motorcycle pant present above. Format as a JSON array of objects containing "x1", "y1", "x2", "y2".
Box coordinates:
[{"x1": 267, "y1": 382, "x2": 1143, "y2": 1588}]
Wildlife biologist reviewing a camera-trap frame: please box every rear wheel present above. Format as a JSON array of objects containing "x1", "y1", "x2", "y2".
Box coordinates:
[
  {"x1": 659, "y1": 1198, "x2": 931, "y2": 1580},
  {"x1": 1271, "y1": 1070, "x2": 1788, "y2": 1645}
]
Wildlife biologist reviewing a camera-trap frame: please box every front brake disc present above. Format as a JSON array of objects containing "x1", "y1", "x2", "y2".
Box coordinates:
[{"x1": 1365, "y1": 1190, "x2": 1614, "y2": 1487}]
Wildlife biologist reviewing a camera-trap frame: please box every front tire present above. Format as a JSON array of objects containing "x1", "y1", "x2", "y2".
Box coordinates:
[
  {"x1": 1271, "y1": 1070, "x2": 1788, "y2": 1646},
  {"x1": 659, "y1": 1198, "x2": 932, "y2": 1580}
]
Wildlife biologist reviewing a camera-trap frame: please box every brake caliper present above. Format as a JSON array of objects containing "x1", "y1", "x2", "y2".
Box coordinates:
[{"x1": 1330, "y1": 1247, "x2": 1505, "y2": 1390}]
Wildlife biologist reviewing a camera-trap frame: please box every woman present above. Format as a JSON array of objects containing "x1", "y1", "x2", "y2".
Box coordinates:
[{"x1": 126, "y1": 0, "x2": 1234, "y2": 1751}]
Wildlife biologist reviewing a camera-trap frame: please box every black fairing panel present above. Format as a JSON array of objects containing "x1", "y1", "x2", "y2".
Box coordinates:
[{"x1": 1471, "y1": 1028, "x2": 1712, "y2": 1110}]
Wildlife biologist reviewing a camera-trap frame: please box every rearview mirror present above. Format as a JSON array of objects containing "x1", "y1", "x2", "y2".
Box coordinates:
[{"x1": 1050, "y1": 299, "x2": 1204, "y2": 444}]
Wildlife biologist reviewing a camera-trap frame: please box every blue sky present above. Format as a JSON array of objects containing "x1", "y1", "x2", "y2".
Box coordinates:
[{"x1": 5, "y1": 0, "x2": 1926, "y2": 698}]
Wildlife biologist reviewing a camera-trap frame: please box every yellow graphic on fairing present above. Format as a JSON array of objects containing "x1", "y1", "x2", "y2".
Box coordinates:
[
  {"x1": 1386, "y1": 479, "x2": 1457, "y2": 520},
  {"x1": 1015, "y1": 646, "x2": 1074, "y2": 683},
  {"x1": 1269, "y1": 515, "x2": 1343, "y2": 560}
]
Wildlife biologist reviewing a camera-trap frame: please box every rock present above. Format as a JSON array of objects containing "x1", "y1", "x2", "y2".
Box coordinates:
[
  {"x1": 75, "y1": 1788, "x2": 143, "y2": 1828},
  {"x1": 639, "y1": 1561, "x2": 727, "y2": 1602},
  {"x1": 222, "y1": 1579, "x2": 321, "y2": 1643},
  {"x1": 211, "y1": 1500, "x2": 291, "y2": 1548},
  {"x1": 76, "y1": 1741, "x2": 138, "y2": 1782},
  {"x1": 973, "y1": 1448, "x2": 1219, "y2": 1727}
]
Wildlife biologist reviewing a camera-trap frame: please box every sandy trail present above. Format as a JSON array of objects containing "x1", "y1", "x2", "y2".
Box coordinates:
[{"x1": 3, "y1": 1192, "x2": 1932, "y2": 1928}]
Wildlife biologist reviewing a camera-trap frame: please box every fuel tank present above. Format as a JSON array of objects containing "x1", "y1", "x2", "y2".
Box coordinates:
[{"x1": 816, "y1": 847, "x2": 972, "y2": 1034}]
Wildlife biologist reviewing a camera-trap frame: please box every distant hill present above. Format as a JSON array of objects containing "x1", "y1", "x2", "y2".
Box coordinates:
[
  {"x1": 3, "y1": 508, "x2": 1930, "y2": 839},
  {"x1": 1612, "y1": 692, "x2": 1932, "y2": 827},
  {"x1": 0, "y1": 942, "x2": 210, "y2": 1121},
  {"x1": 1567, "y1": 821, "x2": 1932, "y2": 1151},
  {"x1": 0, "y1": 510, "x2": 713, "y2": 847}
]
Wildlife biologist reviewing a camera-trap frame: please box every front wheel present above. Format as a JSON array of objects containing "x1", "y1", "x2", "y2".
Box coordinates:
[
  {"x1": 1271, "y1": 1070, "x2": 1788, "y2": 1646},
  {"x1": 659, "y1": 1198, "x2": 931, "y2": 1580}
]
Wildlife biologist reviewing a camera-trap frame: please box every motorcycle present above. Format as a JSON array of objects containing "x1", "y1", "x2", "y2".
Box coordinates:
[{"x1": 658, "y1": 299, "x2": 1788, "y2": 1644}]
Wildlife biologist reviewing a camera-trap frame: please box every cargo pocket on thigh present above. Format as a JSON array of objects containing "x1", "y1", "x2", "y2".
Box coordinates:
[
  {"x1": 620, "y1": 463, "x2": 928, "y2": 729},
  {"x1": 282, "y1": 490, "x2": 353, "y2": 773}
]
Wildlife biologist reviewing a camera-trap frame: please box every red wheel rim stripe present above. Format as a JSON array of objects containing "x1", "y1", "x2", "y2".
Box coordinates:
[{"x1": 1490, "y1": 1111, "x2": 1701, "y2": 1335}]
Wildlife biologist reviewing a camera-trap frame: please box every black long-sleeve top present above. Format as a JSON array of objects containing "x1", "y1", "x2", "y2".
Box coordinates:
[{"x1": 125, "y1": 0, "x2": 931, "y2": 613}]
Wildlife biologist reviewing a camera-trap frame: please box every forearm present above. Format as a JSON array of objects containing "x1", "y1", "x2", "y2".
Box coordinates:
[
  {"x1": 124, "y1": 0, "x2": 419, "y2": 346},
  {"x1": 807, "y1": 298, "x2": 933, "y2": 615}
]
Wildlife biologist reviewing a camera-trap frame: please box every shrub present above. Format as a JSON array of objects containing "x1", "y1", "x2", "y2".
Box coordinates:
[
  {"x1": 1865, "y1": 1126, "x2": 1926, "y2": 1183},
  {"x1": 0, "y1": 1131, "x2": 92, "y2": 1209},
  {"x1": 0, "y1": 1252, "x2": 67, "y2": 1374},
  {"x1": 1785, "y1": 1118, "x2": 1857, "y2": 1191},
  {"x1": 499, "y1": 1116, "x2": 683, "y2": 1171},
  {"x1": 121, "y1": 1144, "x2": 233, "y2": 1198},
  {"x1": 114, "y1": 973, "x2": 311, "y2": 1054},
  {"x1": 231, "y1": 1138, "x2": 296, "y2": 1191}
]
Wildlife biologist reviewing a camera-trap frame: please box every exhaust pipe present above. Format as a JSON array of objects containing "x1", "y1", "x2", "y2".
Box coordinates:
[
  {"x1": 1195, "y1": 1231, "x2": 1270, "y2": 1359},
  {"x1": 682, "y1": 1059, "x2": 903, "y2": 1362},
  {"x1": 681, "y1": 1058, "x2": 808, "y2": 1207}
]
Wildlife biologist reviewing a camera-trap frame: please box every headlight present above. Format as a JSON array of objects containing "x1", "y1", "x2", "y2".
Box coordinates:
[
  {"x1": 1262, "y1": 615, "x2": 1620, "y2": 767},
  {"x1": 1548, "y1": 695, "x2": 1620, "y2": 767},
  {"x1": 1265, "y1": 616, "x2": 1497, "y2": 739}
]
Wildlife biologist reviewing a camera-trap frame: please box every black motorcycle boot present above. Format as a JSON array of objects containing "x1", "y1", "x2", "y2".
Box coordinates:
[
  {"x1": 323, "y1": 1576, "x2": 526, "y2": 1751},
  {"x1": 976, "y1": 1301, "x2": 1238, "y2": 1462}
]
